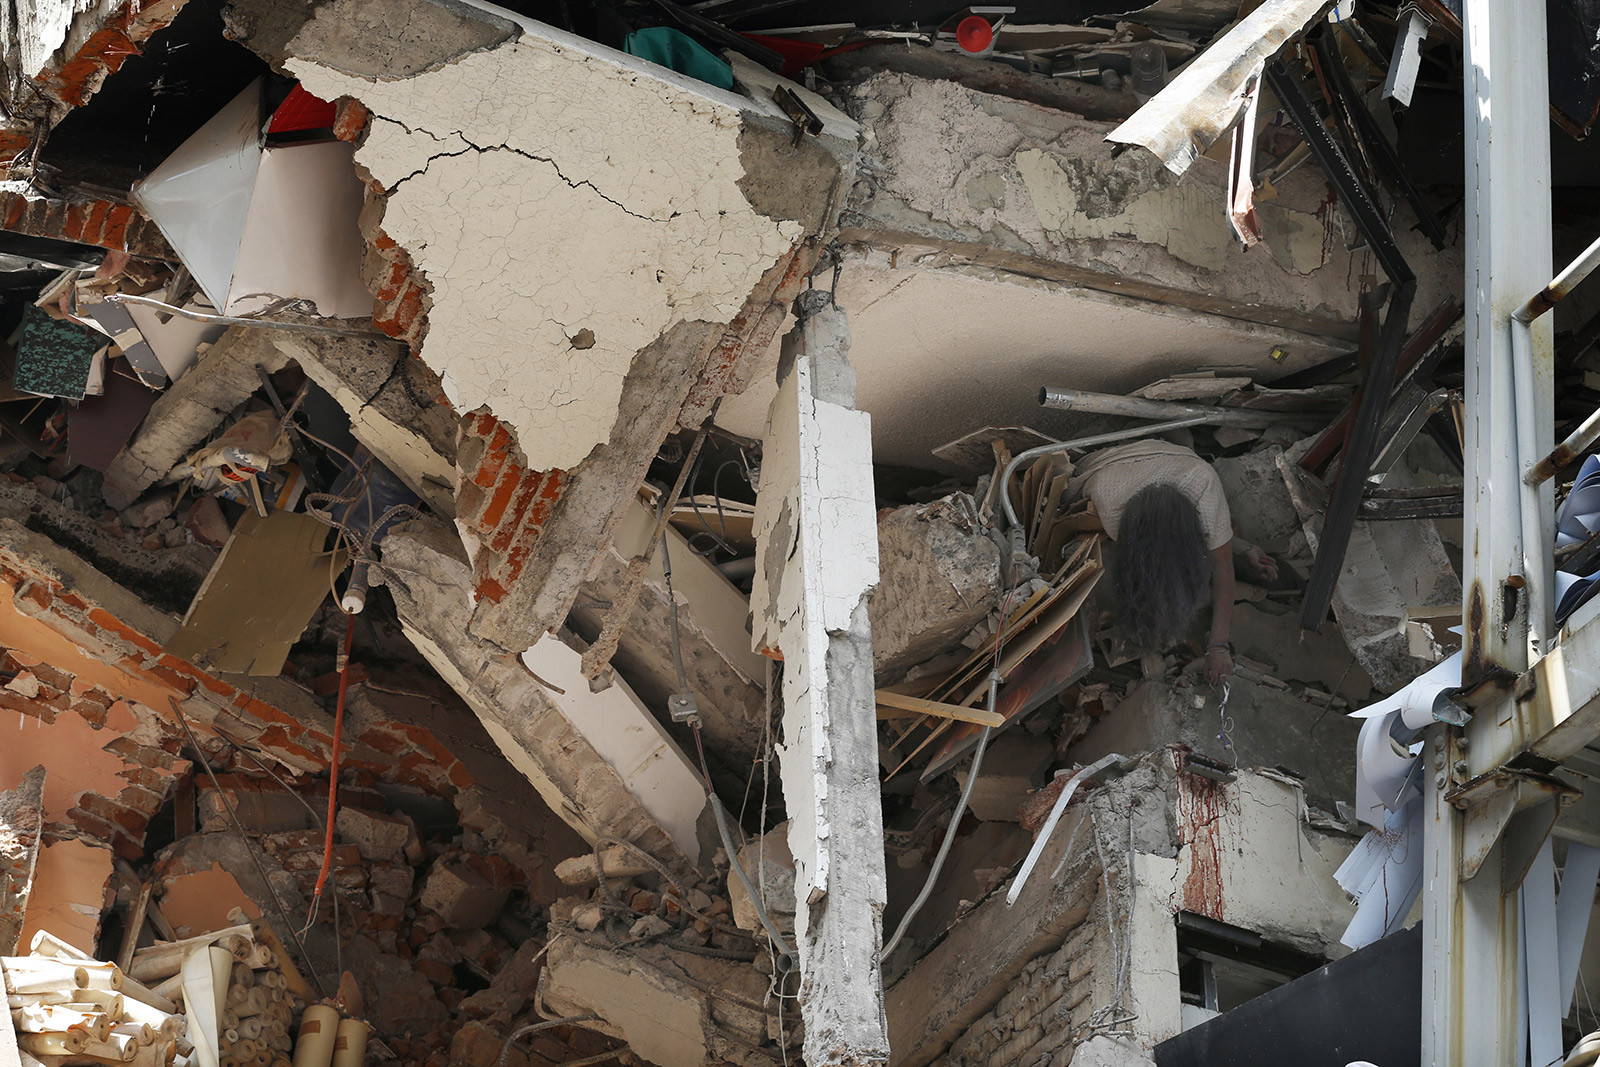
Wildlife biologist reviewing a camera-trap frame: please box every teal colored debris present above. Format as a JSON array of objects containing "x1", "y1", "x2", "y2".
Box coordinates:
[{"x1": 624, "y1": 27, "x2": 734, "y2": 91}]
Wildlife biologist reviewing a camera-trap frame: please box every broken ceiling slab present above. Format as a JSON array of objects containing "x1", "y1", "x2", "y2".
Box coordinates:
[
  {"x1": 378, "y1": 521, "x2": 701, "y2": 876},
  {"x1": 271, "y1": 5, "x2": 844, "y2": 476},
  {"x1": 165, "y1": 509, "x2": 340, "y2": 677},
  {"x1": 541, "y1": 935, "x2": 780, "y2": 1067},
  {"x1": 569, "y1": 497, "x2": 767, "y2": 788},
  {"x1": 718, "y1": 260, "x2": 1356, "y2": 469},
  {"x1": 520, "y1": 633, "x2": 708, "y2": 868},
  {"x1": 1105, "y1": 0, "x2": 1330, "y2": 176},
  {"x1": 102, "y1": 326, "x2": 291, "y2": 510},
  {"x1": 269, "y1": 332, "x2": 457, "y2": 516}
]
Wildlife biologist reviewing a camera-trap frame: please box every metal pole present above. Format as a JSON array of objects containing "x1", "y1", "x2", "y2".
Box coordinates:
[
  {"x1": 1037, "y1": 387, "x2": 1322, "y2": 427},
  {"x1": 1428, "y1": 1, "x2": 1555, "y2": 1063}
]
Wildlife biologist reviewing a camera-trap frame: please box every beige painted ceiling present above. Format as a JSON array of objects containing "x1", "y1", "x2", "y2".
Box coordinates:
[{"x1": 716, "y1": 261, "x2": 1354, "y2": 470}]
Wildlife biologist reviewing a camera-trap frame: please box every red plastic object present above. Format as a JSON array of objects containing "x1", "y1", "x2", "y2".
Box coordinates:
[
  {"x1": 741, "y1": 32, "x2": 826, "y2": 79},
  {"x1": 956, "y1": 16, "x2": 993, "y2": 54},
  {"x1": 268, "y1": 84, "x2": 337, "y2": 135}
]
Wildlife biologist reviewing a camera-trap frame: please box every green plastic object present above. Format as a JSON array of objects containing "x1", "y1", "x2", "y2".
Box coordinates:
[{"x1": 624, "y1": 27, "x2": 734, "y2": 91}]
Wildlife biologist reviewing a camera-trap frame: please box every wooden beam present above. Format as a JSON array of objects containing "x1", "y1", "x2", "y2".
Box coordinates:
[{"x1": 875, "y1": 691, "x2": 1003, "y2": 728}]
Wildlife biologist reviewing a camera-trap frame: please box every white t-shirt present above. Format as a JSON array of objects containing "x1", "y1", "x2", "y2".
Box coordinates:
[{"x1": 1071, "y1": 440, "x2": 1233, "y2": 551}]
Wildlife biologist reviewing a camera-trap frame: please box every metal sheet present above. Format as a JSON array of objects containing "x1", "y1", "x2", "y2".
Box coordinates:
[
  {"x1": 1556, "y1": 842, "x2": 1600, "y2": 1013},
  {"x1": 1105, "y1": 0, "x2": 1329, "y2": 175},
  {"x1": 225, "y1": 141, "x2": 371, "y2": 319},
  {"x1": 131, "y1": 80, "x2": 263, "y2": 313}
]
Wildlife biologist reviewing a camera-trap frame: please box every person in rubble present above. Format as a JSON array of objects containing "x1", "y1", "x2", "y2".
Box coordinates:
[{"x1": 1073, "y1": 439, "x2": 1278, "y2": 687}]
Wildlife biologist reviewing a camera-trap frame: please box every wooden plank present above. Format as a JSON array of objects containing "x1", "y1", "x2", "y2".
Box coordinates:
[{"x1": 875, "y1": 691, "x2": 1004, "y2": 728}]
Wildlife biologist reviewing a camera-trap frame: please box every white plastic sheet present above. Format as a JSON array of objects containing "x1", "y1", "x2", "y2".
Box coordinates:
[
  {"x1": 1334, "y1": 797, "x2": 1424, "y2": 949},
  {"x1": 1350, "y1": 651, "x2": 1462, "y2": 829}
]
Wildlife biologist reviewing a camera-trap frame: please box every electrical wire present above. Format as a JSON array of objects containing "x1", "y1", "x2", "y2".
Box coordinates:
[
  {"x1": 305, "y1": 612, "x2": 355, "y2": 931},
  {"x1": 881, "y1": 560, "x2": 1025, "y2": 961},
  {"x1": 212, "y1": 727, "x2": 342, "y2": 980},
  {"x1": 497, "y1": 1016, "x2": 623, "y2": 1067},
  {"x1": 166, "y1": 697, "x2": 327, "y2": 999}
]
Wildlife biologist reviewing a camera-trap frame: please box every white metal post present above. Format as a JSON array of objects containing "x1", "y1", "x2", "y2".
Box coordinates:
[{"x1": 1426, "y1": 1, "x2": 1555, "y2": 1063}]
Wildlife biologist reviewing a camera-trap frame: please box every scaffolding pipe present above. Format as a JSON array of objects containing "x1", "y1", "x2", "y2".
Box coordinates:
[
  {"x1": 1524, "y1": 234, "x2": 1600, "y2": 486},
  {"x1": 1038, "y1": 386, "x2": 1320, "y2": 427}
]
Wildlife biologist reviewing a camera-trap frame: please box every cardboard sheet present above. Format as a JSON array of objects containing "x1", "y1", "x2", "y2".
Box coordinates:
[
  {"x1": 68, "y1": 367, "x2": 157, "y2": 472},
  {"x1": 166, "y1": 510, "x2": 340, "y2": 675}
]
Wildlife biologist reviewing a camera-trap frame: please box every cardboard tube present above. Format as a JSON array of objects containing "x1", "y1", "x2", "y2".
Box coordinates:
[
  {"x1": 119, "y1": 972, "x2": 179, "y2": 1015},
  {"x1": 330, "y1": 1019, "x2": 366, "y2": 1067},
  {"x1": 19, "y1": 1031, "x2": 90, "y2": 1056},
  {"x1": 1, "y1": 957, "x2": 100, "y2": 994},
  {"x1": 290, "y1": 1006, "x2": 338, "y2": 1067},
  {"x1": 115, "y1": 1022, "x2": 159, "y2": 1046},
  {"x1": 152, "y1": 972, "x2": 185, "y2": 1003},
  {"x1": 28, "y1": 931, "x2": 95, "y2": 961}
]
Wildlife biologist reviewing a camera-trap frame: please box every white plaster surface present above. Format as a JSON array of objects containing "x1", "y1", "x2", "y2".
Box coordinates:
[
  {"x1": 522, "y1": 636, "x2": 706, "y2": 864},
  {"x1": 748, "y1": 337, "x2": 881, "y2": 964},
  {"x1": 1168, "y1": 767, "x2": 1357, "y2": 955},
  {"x1": 717, "y1": 260, "x2": 1351, "y2": 468},
  {"x1": 287, "y1": 29, "x2": 803, "y2": 472},
  {"x1": 4, "y1": 0, "x2": 117, "y2": 81},
  {"x1": 1128, "y1": 852, "x2": 1184, "y2": 1050}
]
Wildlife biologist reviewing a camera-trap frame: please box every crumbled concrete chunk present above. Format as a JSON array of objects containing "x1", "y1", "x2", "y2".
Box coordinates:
[
  {"x1": 418, "y1": 858, "x2": 509, "y2": 929},
  {"x1": 120, "y1": 492, "x2": 176, "y2": 531},
  {"x1": 554, "y1": 845, "x2": 653, "y2": 886},
  {"x1": 872, "y1": 494, "x2": 1003, "y2": 680},
  {"x1": 336, "y1": 806, "x2": 415, "y2": 862}
]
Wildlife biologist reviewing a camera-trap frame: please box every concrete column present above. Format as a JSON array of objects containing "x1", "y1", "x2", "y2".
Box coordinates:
[{"x1": 751, "y1": 289, "x2": 889, "y2": 1065}]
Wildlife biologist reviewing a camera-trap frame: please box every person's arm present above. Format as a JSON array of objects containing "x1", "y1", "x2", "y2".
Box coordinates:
[
  {"x1": 1204, "y1": 544, "x2": 1234, "y2": 686},
  {"x1": 1229, "y1": 535, "x2": 1279, "y2": 583}
]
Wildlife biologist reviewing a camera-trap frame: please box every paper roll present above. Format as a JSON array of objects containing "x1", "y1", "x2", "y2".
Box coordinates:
[
  {"x1": 291, "y1": 1006, "x2": 339, "y2": 1067},
  {"x1": 330, "y1": 1018, "x2": 367, "y2": 1067}
]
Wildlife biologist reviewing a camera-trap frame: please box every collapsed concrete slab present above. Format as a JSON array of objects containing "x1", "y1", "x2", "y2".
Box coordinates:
[
  {"x1": 228, "y1": 0, "x2": 858, "y2": 654},
  {"x1": 542, "y1": 935, "x2": 783, "y2": 1067},
  {"x1": 872, "y1": 494, "x2": 1003, "y2": 681},
  {"x1": 377, "y1": 520, "x2": 702, "y2": 876},
  {"x1": 838, "y1": 71, "x2": 1459, "y2": 339}
]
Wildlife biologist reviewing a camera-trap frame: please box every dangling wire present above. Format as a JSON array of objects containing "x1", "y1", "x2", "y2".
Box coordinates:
[{"x1": 305, "y1": 610, "x2": 355, "y2": 932}]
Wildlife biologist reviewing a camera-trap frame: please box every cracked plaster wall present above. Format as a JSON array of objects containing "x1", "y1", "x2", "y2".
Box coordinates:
[
  {"x1": 846, "y1": 72, "x2": 1461, "y2": 330},
  {"x1": 284, "y1": 21, "x2": 806, "y2": 474}
]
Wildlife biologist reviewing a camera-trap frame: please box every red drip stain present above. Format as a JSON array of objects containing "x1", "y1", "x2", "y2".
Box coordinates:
[{"x1": 1175, "y1": 759, "x2": 1227, "y2": 920}]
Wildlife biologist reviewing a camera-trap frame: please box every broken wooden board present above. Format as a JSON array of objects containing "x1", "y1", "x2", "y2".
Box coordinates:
[
  {"x1": 932, "y1": 426, "x2": 1057, "y2": 474},
  {"x1": 166, "y1": 509, "x2": 342, "y2": 675},
  {"x1": 875, "y1": 690, "x2": 1004, "y2": 728},
  {"x1": 0, "y1": 767, "x2": 43, "y2": 956},
  {"x1": 924, "y1": 608, "x2": 1096, "y2": 780},
  {"x1": 67, "y1": 366, "x2": 157, "y2": 472}
]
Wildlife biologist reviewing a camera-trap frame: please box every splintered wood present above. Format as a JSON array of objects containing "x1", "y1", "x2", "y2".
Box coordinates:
[
  {"x1": 881, "y1": 443, "x2": 1104, "y2": 782},
  {"x1": 1, "y1": 913, "x2": 312, "y2": 1067}
]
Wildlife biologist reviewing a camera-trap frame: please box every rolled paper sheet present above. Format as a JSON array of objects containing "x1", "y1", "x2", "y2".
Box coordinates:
[
  {"x1": 118, "y1": 972, "x2": 177, "y2": 1014},
  {"x1": 330, "y1": 1018, "x2": 367, "y2": 1067},
  {"x1": 28, "y1": 931, "x2": 95, "y2": 961},
  {"x1": 9, "y1": 957, "x2": 120, "y2": 995},
  {"x1": 181, "y1": 945, "x2": 234, "y2": 1067},
  {"x1": 12, "y1": 1003, "x2": 111, "y2": 1038},
  {"x1": 114, "y1": 1021, "x2": 160, "y2": 1046},
  {"x1": 19, "y1": 1031, "x2": 90, "y2": 1056},
  {"x1": 119, "y1": 993, "x2": 178, "y2": 1033},
  {"x1": 290, "y1": 1006, "x2": 339, "y2": 1067},
  {"x1": 152, "y1": 973, "x2": 185, "y2": 1003}
]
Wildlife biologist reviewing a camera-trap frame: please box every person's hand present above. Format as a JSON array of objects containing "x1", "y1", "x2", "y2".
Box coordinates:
[
  {"x1": 1243, "y1": 545, "x2": 1278, "y2": 583},
  {"x1": 1203, "y1": 645, "x2": 1233, "y2": 687}
]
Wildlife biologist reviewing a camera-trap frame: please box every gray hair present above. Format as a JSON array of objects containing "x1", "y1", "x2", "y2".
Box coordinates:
[{"x1": 1112, "y1": 483, "x2": 1211, "y2": 654}]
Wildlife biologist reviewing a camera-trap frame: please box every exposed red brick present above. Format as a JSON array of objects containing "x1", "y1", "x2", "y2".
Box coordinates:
[{"x1": 332, "y1": 97, "x2": 370, "y2": 142}]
